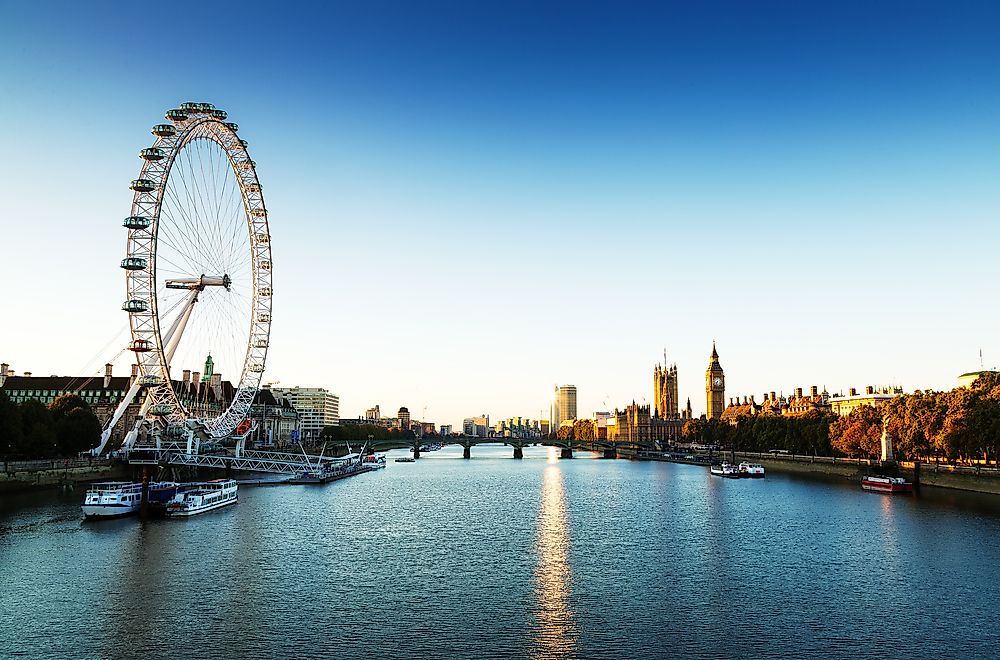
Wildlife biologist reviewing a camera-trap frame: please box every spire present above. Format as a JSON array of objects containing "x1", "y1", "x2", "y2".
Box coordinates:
[
  {"x1": 201, "y1": 353, "x2": 214, "y2": 382},
  {"x1": 711, "y1": 341, "x2": 718, "y2": 359}
]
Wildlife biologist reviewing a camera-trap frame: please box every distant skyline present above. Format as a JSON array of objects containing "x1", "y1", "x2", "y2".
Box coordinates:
[{"x1": 1, "y1": 1, "x2": 999, "y2": 428}]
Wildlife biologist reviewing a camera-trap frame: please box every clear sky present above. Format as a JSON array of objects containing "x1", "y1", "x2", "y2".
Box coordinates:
[{"x1": 1, "y1": 1, "x2": 999, "y2": 428}]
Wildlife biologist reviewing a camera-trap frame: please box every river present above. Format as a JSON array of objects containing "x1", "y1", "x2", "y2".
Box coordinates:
[{"x1": 2, "y1": 444, "x2": 999, "y2": 659}]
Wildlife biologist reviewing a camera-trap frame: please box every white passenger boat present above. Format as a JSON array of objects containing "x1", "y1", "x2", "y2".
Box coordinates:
[
  {"x1": 166, "y1": 479, "x2": 238, "y2": 517},
  {"x1": 82, "y1": 481, "x2": 174, "y2": 519},
  {"x1": 82, "y1": 482, "x2": 145, "y2": 518},
  {"x1": 738, "y1": 462, "x2": 765, "y2": 478},
  {"x1": 710, "y1": 462, "x2": 741, "y2": 478}
]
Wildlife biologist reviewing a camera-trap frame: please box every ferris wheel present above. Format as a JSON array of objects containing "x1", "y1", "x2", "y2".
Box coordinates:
[{"x1": 100, "y1": 102, "x2": 272, "y2": 450}]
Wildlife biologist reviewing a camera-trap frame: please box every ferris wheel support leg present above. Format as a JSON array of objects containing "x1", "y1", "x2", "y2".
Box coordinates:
[
  {"x1": 92, "y1": 378, "x2": 146, "y2": 456},
  {"x1": 161, "y1": 287, "x2": 201, "y2": 366}
]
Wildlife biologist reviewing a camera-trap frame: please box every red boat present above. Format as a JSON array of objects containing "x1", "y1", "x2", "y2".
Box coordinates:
[{"x1": 861, "y1": 476, "x2": 913, "y2": 493}]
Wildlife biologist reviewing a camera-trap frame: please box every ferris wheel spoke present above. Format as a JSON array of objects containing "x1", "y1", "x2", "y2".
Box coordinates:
[
  {"x1": 160, "y1": 192, "x2": 214, "y2": 274},
  {"x1": 173, "y1": 149, "x2": 223, "y2": 274},
  {"x1": 162, "y1": 178, "x2": 214, "y2": 274}
]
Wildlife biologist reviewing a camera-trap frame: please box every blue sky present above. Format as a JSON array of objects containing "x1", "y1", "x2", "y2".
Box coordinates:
[{"x1": 1, "y1": 1, "x2": 998, "y2": 427}]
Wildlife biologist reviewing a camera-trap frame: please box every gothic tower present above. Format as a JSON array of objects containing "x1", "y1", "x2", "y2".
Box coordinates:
[
  {"x1": 653, "y1": 351, "x2": 680, "y2": 419},
  {"x1": 705, "y1": 342, "x2": 725, "y2": 419}
]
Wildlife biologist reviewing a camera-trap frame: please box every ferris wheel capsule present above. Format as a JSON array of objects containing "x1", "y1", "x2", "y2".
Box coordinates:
[
  {"x1": 129, "y1": 339, "x2": 154, "y2": 352},
  {"x1": 130, "y1": 179, "x2": 156, "y2": 192},
  {"x1": 122, "y1": 299, "x2": 148, "y2": 313},
  {"x1": 123, "y1": 216, "x2": 151, "y2": 229},
  {"x1": 120, "y1": 257, "x2": 147, "y2": 270},
  {"x1": 140, "y1": 147, "x2": 165, "y2": 161},
  {"x1": 165, "y1": 108, "x2": 189, "y2": 122},
  {"x1": 148, "y1": 404, "x2": 173, "y2": 417},
  {"x1": 152, "y1": 124, "x2": 176, "y2": 137}
]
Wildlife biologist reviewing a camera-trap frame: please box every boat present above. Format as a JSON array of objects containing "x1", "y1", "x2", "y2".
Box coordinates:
[
  {"x1": 738, "y1": 462, "x2": 765, "y2": 478},
  {"x1": 710, "y1": 462, "x2": 741, "y2": 478},
  {"x1": 82, "y1": 481, "x2": 172, "y2": 519},
  {"x1": 287, "y1": 457, "x2": 369, "y2": 484},
  {"x1": 166, "y1": 479, "x2": 238, "y2": 516},
  {"x1": 861, "y1": 475, "x2": 913, "y2": 493},
  {"x1": 394, "y1": 457, "x2": 415, "y2": 463},
  {"x1": 362, "y1": 454, "x2": 387, "y2": 470}
]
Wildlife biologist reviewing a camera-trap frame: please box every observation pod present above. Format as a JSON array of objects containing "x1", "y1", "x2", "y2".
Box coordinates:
[
  {"x1": 138, "y1": 374, "x2": 162, "y2": 386},
  {"x1": 250, "y1": 208, "x2": 266, "y2": 218},
  {"x1": 249, "y1": 364, "x2": 264, "y2": 373},
  {"x1": 211, "y1": 109, "x2": 228, "y2": 120},
  {"x1": 245, "y1": 183, "x2": 261, "y2": 193},
  {"x1": 148, "y1": 403, "x2": 173, "y2": 417},
  {"x1": 238, "y1": 160, "x2": 256, "y2": 171},
  {"x1": 129, "y1": 339, "x2": 154, "y2": 352},
  {"x1": 224, "y1": 122, "x2": 239, "y2": 132},
  {"x1": 258, "y1": 313, "x2": 271, "y2": 323},
  {"x1": 165, "y1": 109, "x2": 189, "y2": 122},
  {"x1": 255, "y1": 232, "x2": 270, "y2": 243},
  {"x1": 122, "y1": 299, "x2": 149, "y2": 313},
  {"x1": 258, "y1": 287, "x2": 272, "y2": 297},
  {"x1": 259, "y1": 260, "x2": 271, "y2": 270},
  {"x1": 120, "y1": 256, "x2": 148, "y2": 270},
  {"x1": 179, "y1": 102, "x2": 201, "y2": 113},
  {"x1": 238, "y1": 139, "x2": 248, "y2": 148},
  {"x1": 130, "y1": 179, "x2": 156, "y2": 192},
  {"x1": 152, "y1": 124, "x2": 176, "y2": 137},
  {"x1": 140, "y1": 147, "x2": 166, "y2": 161},
  {"x1": 254, "y1": 339, "x2": 269, "y2": 348},
  {"x1": 198, "y1": 102, "x2": 216, "y2": 112},
  {"x1": 123, "y1": 216, "x2": 152, "y2": 229}
]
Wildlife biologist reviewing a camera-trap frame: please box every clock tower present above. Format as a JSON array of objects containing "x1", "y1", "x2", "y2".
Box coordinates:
[{"x1": 706, "y1": 342, "x2": 725, "y2": 420}]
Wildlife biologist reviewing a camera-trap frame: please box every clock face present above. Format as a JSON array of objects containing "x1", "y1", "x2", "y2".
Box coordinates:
[{"x1": 713, "y1": 377, "x2": 722, "y2": 387}]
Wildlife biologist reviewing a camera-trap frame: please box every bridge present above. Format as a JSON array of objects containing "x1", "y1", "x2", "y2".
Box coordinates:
[{"x1": 375, "y1": 435, "x2": 660, "y2": 460}]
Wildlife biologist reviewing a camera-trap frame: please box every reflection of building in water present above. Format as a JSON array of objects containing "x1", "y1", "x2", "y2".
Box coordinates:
[{"x1": 533, "y1": 465, "x2": 577, "y2": 657}]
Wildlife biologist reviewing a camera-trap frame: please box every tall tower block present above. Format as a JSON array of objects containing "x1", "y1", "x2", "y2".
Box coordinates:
[{"x1": 705, "y1": 342, "x2": 725, "y2": 420}]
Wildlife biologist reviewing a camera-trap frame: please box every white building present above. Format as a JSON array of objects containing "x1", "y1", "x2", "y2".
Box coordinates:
[{"x1": 278, "y1": 386, "x2": 340, "y2": 441}]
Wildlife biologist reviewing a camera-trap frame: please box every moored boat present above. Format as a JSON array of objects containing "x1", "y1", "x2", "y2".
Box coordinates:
[
  {"x1": 82, "y1": 481, "x2": 173, "y2": 519},
  {"x1": 363, "y1": 454, "x2": 387, "y2": 470},
  {"x1": 166, "y1": 479, "x2": 238, "y2": 516},
  {"x1": 861, "y1": 475, "x2": 913, "y2": 493},
  {"x1": 738, "y1": 462, "x2": 765, "y2": 478},
  {"x1": 710, "y1": 462, "x2": 741, "y2": 478},
  {"x1": 287, "y1": 457, "x2": 368, "y2": 484},
  {"x1": 394, "y1": 457, "x2": 415, "y2": 463}
]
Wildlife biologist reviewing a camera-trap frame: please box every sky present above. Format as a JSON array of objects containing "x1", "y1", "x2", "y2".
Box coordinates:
[{"x1": 1, "y1": 1, "x2": 999, "y2": 428}]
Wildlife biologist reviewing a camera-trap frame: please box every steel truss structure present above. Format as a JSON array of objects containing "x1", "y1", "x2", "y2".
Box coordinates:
[{"x1": 122, "y1": 103, "x2": 272, "y2": 442}]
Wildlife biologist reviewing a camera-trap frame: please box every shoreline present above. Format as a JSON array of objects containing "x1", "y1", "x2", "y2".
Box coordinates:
[{"x1": 730, "y1": 452, "x2": 1000, "y2": 496}]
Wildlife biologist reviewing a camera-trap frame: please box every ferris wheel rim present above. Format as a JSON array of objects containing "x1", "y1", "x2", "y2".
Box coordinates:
[{"x1": 121, "y1": 104, "x2": 272, "y2": 438}]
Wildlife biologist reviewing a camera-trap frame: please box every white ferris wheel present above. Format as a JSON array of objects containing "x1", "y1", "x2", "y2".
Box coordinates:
[{"x1": 97, "y1": 101, "x2": 272, "y2": 453}]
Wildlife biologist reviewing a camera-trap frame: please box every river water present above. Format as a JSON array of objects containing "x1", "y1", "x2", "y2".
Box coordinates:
[{"x1": 2, "y1": 444, "x2": 1000, "y2": 659}]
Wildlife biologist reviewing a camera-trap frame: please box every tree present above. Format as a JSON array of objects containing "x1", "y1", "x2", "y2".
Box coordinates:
[
  {"x1": 830, "y1": 404, "x2": 882, "y2": 458},
  {"x1": 49, "y1": 394, "x2": 101, "y2": 456},
  {"x1": 18, "y1": 400, "x2": 56, "y2": 458},
  {"x1": 682, "y1": 419, "x2": 703, "y2": 442},
  {"x1": 556, "y1": 424, "x2": 574, "y2": 441},
  {"x1": 573, "y1": 419, "x2": 595, "y2": 441},
  {"x1": 56, "y1": 407, "x2": 102, "y2": 455},
  {"x1": 0, "y1": 390, "x2": 23, "y2": 459}
]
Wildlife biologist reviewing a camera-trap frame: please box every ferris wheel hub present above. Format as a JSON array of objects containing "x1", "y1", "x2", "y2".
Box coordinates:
[{"x1": 164, "y1": 274, "x2": 231, "y2": 290}]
